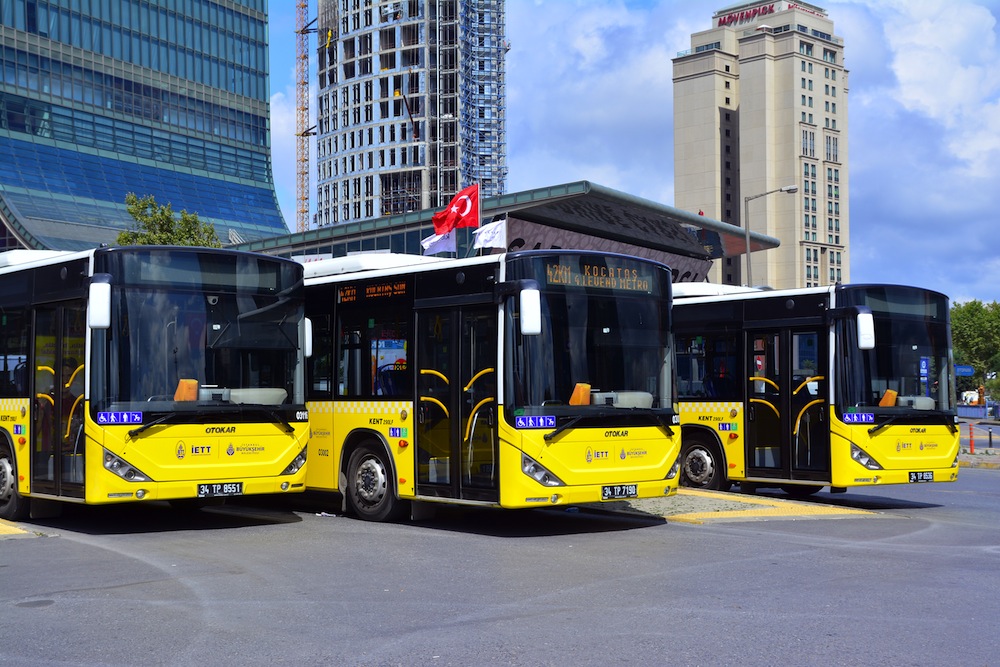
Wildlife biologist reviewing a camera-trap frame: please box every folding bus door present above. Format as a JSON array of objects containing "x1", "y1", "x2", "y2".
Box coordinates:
[
  {"x1": 414, "y1": 301, "x2": 498, "y2": 503},
  {"x1": 32, "y1": 301, "x2": 86, "y2": 498},
  {"x1": 745, "y1": 328, "x2": 829, "y2": 482}
]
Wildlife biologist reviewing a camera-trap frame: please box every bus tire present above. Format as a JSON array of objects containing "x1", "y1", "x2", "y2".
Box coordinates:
[
  {"x1": 0, "y1": 441, "x2": 30, "y2": 521},
  {"x1": 346, "y1": 443, "x2": 405, "y2": 522},
  {"x1": 681, "y1": 437, "x2": 729, "y2": 491}
]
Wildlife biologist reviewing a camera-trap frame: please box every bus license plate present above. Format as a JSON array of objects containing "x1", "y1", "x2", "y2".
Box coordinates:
[
  {"x1": 602, "y1": 484, "x2": 638, "y2": 500},
  {"x1": 198, "y1": 482, "x2": 244, "y2": 497},
  {"x1": 908, "y1": 471, "x2": 933, "y2": 483}
]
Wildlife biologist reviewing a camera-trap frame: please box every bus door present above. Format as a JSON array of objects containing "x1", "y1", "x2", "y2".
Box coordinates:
[
  {"x1": 415, "y1": 301, "x2": 498, "y2": 503},
  {"x1": 745, "y1": 328, "x2": 829, "y2": 482},
  {"x1": 32, "y1": 301, "x2": 86, "y2": 498}
]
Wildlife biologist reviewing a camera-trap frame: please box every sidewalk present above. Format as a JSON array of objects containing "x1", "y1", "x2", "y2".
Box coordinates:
[
  {"x1": 960, "y1": 448, "x2": 1000, "y2": 469},
  {"x1": 960, "y1": 419, "x2": 1000, "y2": 469}
]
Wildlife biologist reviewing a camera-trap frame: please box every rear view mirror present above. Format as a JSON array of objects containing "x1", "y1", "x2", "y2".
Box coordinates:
[
  {"x1": 88, "y1": 274, "x2": 112, "y2": 329},
  {"x1": 520, "y1": 288, "x2": 541, "y2": 336},
  {"x1": 857, "y1": 310, "x2": 875, "y2": 350},
  {"x1": 303, "y1": 317, "x2": 313, "y2": 358}
]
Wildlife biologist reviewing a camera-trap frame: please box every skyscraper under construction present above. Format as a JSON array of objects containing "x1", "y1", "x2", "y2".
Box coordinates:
[{"x1": 314, "y1": 0, "x2": 507, "y2": 228}]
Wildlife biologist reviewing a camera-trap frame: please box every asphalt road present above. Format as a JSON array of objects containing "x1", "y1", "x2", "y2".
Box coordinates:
[{"x1": 2, "y1": 468, "x2": 999, "y2": 667}]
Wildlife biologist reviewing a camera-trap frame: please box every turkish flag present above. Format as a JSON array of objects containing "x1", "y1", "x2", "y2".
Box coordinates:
[{"x1": 432, "y1": 184, "x2": 480, "y2": 235}]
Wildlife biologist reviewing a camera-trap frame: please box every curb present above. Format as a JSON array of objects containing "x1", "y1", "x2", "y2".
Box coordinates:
[{"x1": 960, "y1": 459, "x2": 1000, "y2": 470}]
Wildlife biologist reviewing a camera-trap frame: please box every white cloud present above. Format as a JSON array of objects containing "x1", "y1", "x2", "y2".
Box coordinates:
[
  {"x1": 505, "y1": 2, "x2": 702, "y2": 203},
  {"x1": 855, "y1": 0, "x2": 1000, "y2": 176}
]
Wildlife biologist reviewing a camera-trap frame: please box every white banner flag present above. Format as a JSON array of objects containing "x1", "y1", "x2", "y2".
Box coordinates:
[
  {"x1": 472, "y1": 218, "x2": 507, "y2": 249},
  {"x1": 420, "y1": 229, "x2": 456, "y2": 255}
]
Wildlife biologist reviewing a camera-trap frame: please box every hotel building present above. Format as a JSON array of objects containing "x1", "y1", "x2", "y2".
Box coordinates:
[{"x1": 673, "y1": 1, "x2": 848, "y2": 288}]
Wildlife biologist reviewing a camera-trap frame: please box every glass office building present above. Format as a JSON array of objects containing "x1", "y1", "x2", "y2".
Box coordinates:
[{"x1": 0, "y1": 0, "x2": 289, "y2": 250}]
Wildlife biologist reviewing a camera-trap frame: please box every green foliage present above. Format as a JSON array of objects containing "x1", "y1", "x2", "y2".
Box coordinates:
[
  {"x1": 116, "y1": 193, "x2": 222, "y2": 248},
  {"x1": 951, "y1": 300, "x2": 1000, "y2": 397}
]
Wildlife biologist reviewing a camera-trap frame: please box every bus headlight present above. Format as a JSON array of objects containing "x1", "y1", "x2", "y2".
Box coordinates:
[
  {"x1": 666, "y1": 454, "x2": 681, "y2": 480},
  {"x1": 521, "y1": 453, "x2": 565, "y2": 487},
  {"x1": 850, "y1": 443, "x2": 883, "y2": 470},
  {"x1": 280, "y1": 446, "x2": 308, "y2": 475},
  {"x1": 103, "y1": 449, "x2": 151, "y2": 482}
]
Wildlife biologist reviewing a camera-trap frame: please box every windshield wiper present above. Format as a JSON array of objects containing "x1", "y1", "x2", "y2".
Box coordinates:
[
  {"x1": 868, "y1": 414, "x2": 905, "y2": 436},
  {"x1": 631, "y1": 407, "x2": 675, "y2": 436},
  {"x1": 868, "y1": 412, "x2": 956, "y2": 437},
  {"x1": 261, "y1": 408, "x2": 295, "y2": 434},
  {"x1": 128, "y1": 413, "x2": 186, "y2": 438},
  {"x1": 544, "y1": 413, "x2": 592, "y2": 441},
  {"x1": 543, "y1": 408, "x2": 674, "y2": 441}
]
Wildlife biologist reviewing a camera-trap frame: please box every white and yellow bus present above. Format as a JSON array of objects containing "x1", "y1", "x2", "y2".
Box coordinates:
[
  {"x1": 303, "y1": 250, "x2": 681, "y2": 521},
  {"x1": 673, "y1": 282, "x2": 960, "y2": 495},
  {"x1": 0, "y1": 246, "x2": 310, "y2": 520}
]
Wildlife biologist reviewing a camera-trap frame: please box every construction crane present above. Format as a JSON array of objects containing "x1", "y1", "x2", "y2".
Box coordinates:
[{"x1": 295, "y1": 1, "x2": 317, "y2": 233}]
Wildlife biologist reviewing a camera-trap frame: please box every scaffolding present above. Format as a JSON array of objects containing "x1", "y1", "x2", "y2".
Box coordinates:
[
  {"x1": 312, "y1": 0, "x2": 507, "y2": 227},
  {"x1": 458, "y1": 0, "x2": 508, "y2": 198}
]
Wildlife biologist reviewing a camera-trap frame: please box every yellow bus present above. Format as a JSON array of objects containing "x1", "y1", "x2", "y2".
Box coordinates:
[
  {"x1": 0, "y1": 247, "x2": 311, "y2": 520},
  {"x1": 672, "y1": 283, "x2": 960, "y2": 495},
  {"x1": 303, "y1": 250, "x2": 682, "y2": 521}
]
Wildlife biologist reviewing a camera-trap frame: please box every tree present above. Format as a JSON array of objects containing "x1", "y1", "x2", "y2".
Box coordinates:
[
  {"x1": 116, "y1": 193, "x2": 222, "y2": 248},
  {"x1": 951, "y1": 300, "x2": 1000, "y2": 397}
]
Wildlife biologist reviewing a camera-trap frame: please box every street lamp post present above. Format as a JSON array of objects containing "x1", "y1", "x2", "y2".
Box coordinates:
[{"x1": 743, "y1": 184, "x2": 798, "y2": 287}]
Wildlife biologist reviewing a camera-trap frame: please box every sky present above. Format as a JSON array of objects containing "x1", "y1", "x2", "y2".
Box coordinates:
[{"x1": 265, "y1": 0, "x2": 1000, "y2": 304}]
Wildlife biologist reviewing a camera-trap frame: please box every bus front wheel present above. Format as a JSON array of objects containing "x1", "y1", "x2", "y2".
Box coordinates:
[
  {"x1": 347, "y1": 443, "x2": 406, "y2": 522},
  {"x1": 681, "y1": 438, "x2": 730, "y2": 491},
  {"x1": 0, "y1": 443, "x2": 30, "y2": 521}
]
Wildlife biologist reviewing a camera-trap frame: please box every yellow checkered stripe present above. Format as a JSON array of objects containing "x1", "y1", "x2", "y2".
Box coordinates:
[
  {"x1": 681, "y1": 401, "x2": 742, "y2": 413},
  {"x1": 0, "y1": 398, "x2": 30, "y2": 412},
  {"x1": 308, "y1": 400, "x2": 413, "y2": 415}
]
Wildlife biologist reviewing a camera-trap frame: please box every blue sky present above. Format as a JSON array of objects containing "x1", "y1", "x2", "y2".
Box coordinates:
[{"x1": 266, "y1": 1, "x2": 1000, "y2": 304}]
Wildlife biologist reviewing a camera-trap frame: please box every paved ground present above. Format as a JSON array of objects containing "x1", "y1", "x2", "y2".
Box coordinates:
[{"x1": 2, "y1": 448, "x2": 993, "y2": 537}]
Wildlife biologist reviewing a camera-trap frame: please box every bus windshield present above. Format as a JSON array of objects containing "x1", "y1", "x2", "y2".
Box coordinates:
[
  {"x1": 94, "y1": 250, "x2": 306, "y2": 414},
  {"x1": 505, "y1": 253, "x2": 674, "y2": 418},
  {"x1": 836, "y1": 286, "x2": 955, "y2": 414}
]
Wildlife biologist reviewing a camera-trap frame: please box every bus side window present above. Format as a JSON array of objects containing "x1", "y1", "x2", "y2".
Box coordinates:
[
  {"x1": 0, "y1": 308, "x2": 29, "y2": 398},
  {"x1": 338, "y1": 323, "x2": 364, "y2": 398},
  {"x1": 308, "y1": 314, "x2": 334, "y2": 399}
]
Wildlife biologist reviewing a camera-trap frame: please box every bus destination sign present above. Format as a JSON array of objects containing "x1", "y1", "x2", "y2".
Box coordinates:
[
  {"x1": 339, "y1": 280, "x2": 408, "y2": 304},
  {"x1": 544, "y1": 262, "x2": 654, "y2": 293}
]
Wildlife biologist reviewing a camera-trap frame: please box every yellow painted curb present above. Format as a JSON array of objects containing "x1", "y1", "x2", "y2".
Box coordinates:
[
  {"x1": 0, "y1": 519, "x2": 27, "y2": 536},
  {"x1": 668, "y1": 488, "x2": 874, "y2": 524}
]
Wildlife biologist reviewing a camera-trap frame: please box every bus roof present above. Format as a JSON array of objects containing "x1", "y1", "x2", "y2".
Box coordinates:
[
  {"x1": 0, "y1": 249, "x2": 91, "y2": 270},
  {"x1": 672, "y1": 283, "x2": 761, "y2": 298},
  {"x1": 300, "y1": 253, "x2": 448, "y2": 280}
]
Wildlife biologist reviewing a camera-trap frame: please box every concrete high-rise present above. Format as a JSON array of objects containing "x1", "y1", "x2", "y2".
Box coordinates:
[
  {"x1": 673, "y1": 1, "x2": 848, "y2": 288},
  {"x1": 0, "y1": 1, "x2": 289, "y2": 251},
  {"x1": 314, "y1": 0, "x2": 507, "y2": 232}
]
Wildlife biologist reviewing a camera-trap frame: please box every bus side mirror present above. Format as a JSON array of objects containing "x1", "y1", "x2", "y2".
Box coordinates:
[
  {"x1": 520, "y1": 288, "x2": 542, "y2": 336},
  {"x1": 88, "y1": 274, "x2": 112, "y2": 329},
  {"x1": 857, "y1": 311, "x2": 875, "y2": 350},
  {"x1": 303, "y1": 317, "x2": 313, "y2": 358}
]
